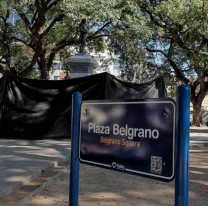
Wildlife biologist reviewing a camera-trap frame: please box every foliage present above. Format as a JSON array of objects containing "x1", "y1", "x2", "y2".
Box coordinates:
[
  {"x1": 107, "y1": 0, "x2": 208, "y2": 126},
  {"x1": 0, "y1": 0, "x2": 135, "y2": 79},
  {"x1": 0, "y1": 0, "x2": 207, "y2": 127},
  {"x1": 138, "y1": 0, "x2": 208, "y2": 126}
]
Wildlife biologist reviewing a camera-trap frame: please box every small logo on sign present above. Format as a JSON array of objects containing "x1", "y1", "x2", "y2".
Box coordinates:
[
  {"x1": 112, "y1": 162, "x2": 117, "y2": 168},
  {"x1": 112, "y1": 162, "x2": 125, "y2": 170}
]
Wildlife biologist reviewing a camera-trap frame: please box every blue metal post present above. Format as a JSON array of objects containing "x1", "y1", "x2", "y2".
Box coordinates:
[
  {"x1": 69, "y1": 92, "x2": 82, "y2": 206},
  {"x1": 175, "y1": 85, "x2": 190, "y2": 206}
]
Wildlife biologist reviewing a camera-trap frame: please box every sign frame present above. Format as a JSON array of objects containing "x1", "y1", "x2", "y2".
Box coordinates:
[{"x1": 79, "y1": 98, "x2": 176, "y2": 182}]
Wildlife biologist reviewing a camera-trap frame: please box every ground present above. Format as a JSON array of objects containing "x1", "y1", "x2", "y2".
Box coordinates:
[{"x1": 1, "y1": 146, "x2": 207, "y2": 206}]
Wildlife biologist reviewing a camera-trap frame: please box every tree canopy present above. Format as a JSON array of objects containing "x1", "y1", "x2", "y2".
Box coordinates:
[
  {"x1": 0, "y1": 0, "x2": 207, "y2": 126},
  {"x1": 0, "y1": 0, "x2": 138, "y2": 78},
  {"x1": 111, "y1": 0, "x2": 208, "y2": 126}
]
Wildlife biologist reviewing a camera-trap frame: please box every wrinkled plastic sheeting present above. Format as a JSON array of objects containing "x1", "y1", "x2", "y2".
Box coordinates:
[{"x1": 0, "y1": 73, "x2": 167, "y2": 139}]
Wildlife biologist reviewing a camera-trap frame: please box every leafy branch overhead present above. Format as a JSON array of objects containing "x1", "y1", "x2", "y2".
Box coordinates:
[
  {"x1": 109, "y1": 0, "x2": 208, "y2": 126},
  {"x1": 140, "y1": 0, "x2": 208, "y2": 126},
  {"x1": 0, "y1": 0, "x2": 138, "y2": 79},
  {"x1": 0, "y1": 0, "x2": 207, "y2": 127}
]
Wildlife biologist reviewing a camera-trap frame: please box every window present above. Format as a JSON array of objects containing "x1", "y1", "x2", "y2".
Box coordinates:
[
  {"x1": 9, "y1": 14, "x2": 14, "y2": 23},
  {"x1": 53, "y1": 63, "x2": 62, "y2": 70},
  {"x1": 54, "y1": 76, "x2": 59, "y2": 80},
  {"x1": 9, "y1": 10, "x2": 19, "y2": 25},
  {"x1": 14, "y1": 14, "x2": 19, "y2": 22}
]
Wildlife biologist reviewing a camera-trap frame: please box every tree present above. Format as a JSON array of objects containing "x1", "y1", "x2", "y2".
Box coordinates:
[
  {"x1": 10, "y1": 0, "x2": 135, "y2": 79},
  {"x1": 117, "y1": 0, "x2": 208, "y2": 126},
  {"x1": 0, "y1": 1, "x2": 39, "y2": 77},
  {"x1": 0, "y1": 0, "x2": 142, "y2": 80},
  {"x1": 110, "y1": 27, "x2": 152, "y2": 83}
]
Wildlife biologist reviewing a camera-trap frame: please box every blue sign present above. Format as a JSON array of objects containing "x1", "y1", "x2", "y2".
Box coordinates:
[{"x1": 79, "y1": 98, "x2": 175, "y2": 182}]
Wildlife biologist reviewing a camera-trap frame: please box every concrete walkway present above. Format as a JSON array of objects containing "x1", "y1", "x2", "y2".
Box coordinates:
[
  {"x1": 190, "y1": 133, "x2": 208, "y2": 146},
  {"x1": 189, "y1": 126, "x2": 208, "y2": 146},
  {"x1": 190, "y1": 125, "x2": 208, "y2": 133},
  {"x1": 0, "y1": 139, "x2": 70, "y2": 199}
]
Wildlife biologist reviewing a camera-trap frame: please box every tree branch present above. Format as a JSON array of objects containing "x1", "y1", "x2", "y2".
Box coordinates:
[
  {"x1": 88, "y1": 34, "x2": 111, "y2": 40},
  {"x1": 146, "y1": 47, "x2": 190, "y2": 84},
  {"x1": 5, "y1": 9, "x2": 10, "y2": 23},
  {"x1": 20, "y1": 50, "x2": 39, "y2": 77},
  {"x1": 199, "y1": 36, "x2": 208, "y2": 50},
  {"x1": 0, "y1": 28, "x2": 4, "y2": 35},
  {"x1": 181, "y1": 68, "x2": 192, "y2": 72},
  {"x1": 87, "y1": 21, "x2": 112, "y2": 39},
  {"x1": 46, "y1": 0, "x2": 63, "y2": 12},
  {"x1": 140, "y1": 7, "x2": 167, "y2": 29},
  {"x1": 152, "y1": 33, "x2": 172, "y2": 40},
  {"x1": 16, "y1": 12, "x2": 32, "y2": 36},
  {"x1": 31, "y1": 10, "x2": 38, "y2": 25},
  {"x1": 26, "y1": 2, "x2": 36, "y2": 13},
  {"x1": 168, "y1": 39, "x2": 175, "y2": 56},
  {"x1": 16, "y1": 10, "x2": 40, "y2": 47},
  {"x1": 0, "y1": 64, "x2": 6, "y2": 75},
  {"x1": 0, "y1": 15, "x2": 6, "y2": 24},
  {"x1": 47, "y1": 49, "x2": 56, "y2": 70},
  {"x1": 0, "y1": 60, "x2": 6, "y2": 64},
  {"x1": 35, "y1": 0, "x2": 41, "y2": 11},
  {"x1": 10, "y1": 37, "x2": 31, "y2": 48},
  {"x1": 55, "y1": 39, "x2": 74, "y2": 51},
  {"x1": 171, "y1": 30, "x2": 196, "y2": 58},
  {"x1": 205, "y1": 81, "x2": 208, "y2": 90},
  {"x1": 43, "y1": 15, "x2": 64, "y2": 36},
  {"x1": 146, "y1": 47, "x2": 168, "y2": 58}
]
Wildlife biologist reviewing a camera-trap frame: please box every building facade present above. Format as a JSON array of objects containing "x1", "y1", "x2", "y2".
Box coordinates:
[{"x1": 49, "y1": 48, "x2": 120, "y2": 80}]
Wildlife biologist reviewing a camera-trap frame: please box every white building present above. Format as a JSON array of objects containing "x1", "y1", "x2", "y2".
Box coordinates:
[
  {"x1": 114, "y1": 60, "x2": 121, "y2": 76},
  {"x1": 49, "y1": 48, "x2": 119, "y2": 80},
  {"x1": 90, "y1": 48, "x2": 114, "y2": 74},
  {"x1": 49, "y1": 62, "x2": 63, "y2": 80}
]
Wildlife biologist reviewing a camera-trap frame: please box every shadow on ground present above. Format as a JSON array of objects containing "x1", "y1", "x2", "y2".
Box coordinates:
[
  {"x1": 15, "y1": 146, "x2": 208, "y2": 206},
  {"x1": 0, "y1": 139, "x2": 70, "y2": 199}
]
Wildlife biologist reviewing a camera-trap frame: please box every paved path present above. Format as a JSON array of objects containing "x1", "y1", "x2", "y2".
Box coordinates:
[
  {"x1": 190, "y1": 126, "x2": 208, "y2": 133},
  {"x1": 0, "y1": 132, "x2": 207, "y2": 201},
  {"x1": 0, "y1": 139, "x2": 70, "y2": 199},
  {"x1": 190, "y1": 133, "x2": 208, "y2": 146}
]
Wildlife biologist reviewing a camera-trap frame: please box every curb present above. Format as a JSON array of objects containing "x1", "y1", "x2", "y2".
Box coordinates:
[
  {"x1": 0, "y1": 155, "x2": 70, "y2": 200},
  {"x1": 190, "y1": 144, "x2": 208, "y2": 149},
  {"x1": 13, "y1": 165, "x2": 70, "y2": 206},
  {"x1": 190, "y1": 129, "x2": 208, "y2": 133}
]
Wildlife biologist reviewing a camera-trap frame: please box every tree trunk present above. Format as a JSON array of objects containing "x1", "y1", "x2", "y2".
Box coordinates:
[
  {"x1": 3, "y1": 9, "x2": 19, "y2": 75},
  {"x1": 192, "y1": 102, "x2": 202, "y2": 127},
  {"x1": 191, "y1": 85, "x2": 207, "y2": 127},
  {"x1": 40, "y1": 63, "x2": 50, "y2": 80},
  {"x1": 20, "y1": 50, "x2": 40, "y2": 77},
  {"x1": 39, "y1": 51, "x2": 50, "y2": 80}
]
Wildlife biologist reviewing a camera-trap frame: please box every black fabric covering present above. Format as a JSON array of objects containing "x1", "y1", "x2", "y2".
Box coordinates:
[{"x1": 0, "y1": 72, "x2": 167, "y2": 139}]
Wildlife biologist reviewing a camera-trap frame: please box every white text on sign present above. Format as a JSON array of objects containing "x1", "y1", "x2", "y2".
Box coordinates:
[{"x1": 88, "y1": 123, "x2": 159, "y2": 140}]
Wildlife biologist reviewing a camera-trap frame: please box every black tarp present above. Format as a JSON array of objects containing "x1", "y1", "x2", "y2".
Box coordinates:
[{"x1": 0, "y1": 72, "x2": 167, "y2": 139}]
